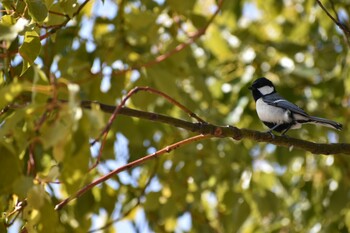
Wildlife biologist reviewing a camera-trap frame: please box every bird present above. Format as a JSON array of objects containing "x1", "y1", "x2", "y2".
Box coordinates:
[{"x1": 248, "y1": 77, "x2": 342, "y2": 135}]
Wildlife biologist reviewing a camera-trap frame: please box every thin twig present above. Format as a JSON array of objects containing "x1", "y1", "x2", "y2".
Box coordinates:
[
  {"x1": 4, "y1": 199, "x2": 27, "y2": 227},
  {"x1": 112, "y1": 0, "x2": 224, "y2": 76},
  {"x1": 55, "y1": 134, "x2": 211, "y2": 210},
  {"x1": 316, "y1": 0, "x2": 350, "y2": 35},
  {"x1": 48, "y1": 10, "x2": 69, "y2": 18},
  {"x1": 0, "y1": 0, "x2": 91, "y2": 57},
  {"x1": 27, "y1": 143, "x2": 36, "y2": 176},
  {"x1": 95, "y1": 86, "x2": 205, "y2": 142},
  {"x1": 90, "y1": 86, "x2": 205, "y2": 168},
  {"x1": 329, "y1": 0, "x2": 340, "y2": 23},
  {"x1": 88, "y1": 161, "x2": 159, "y2": 233}
]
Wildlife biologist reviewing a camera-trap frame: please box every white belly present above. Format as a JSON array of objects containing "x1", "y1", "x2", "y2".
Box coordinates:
[{"x1": 256, "y1": 98, "x2": 292, "y2": 124}]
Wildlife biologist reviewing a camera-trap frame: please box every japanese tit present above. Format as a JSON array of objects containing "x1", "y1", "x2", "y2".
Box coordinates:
[{"x1": 249, "y1": 77, "x2": 342, "y2": 135}]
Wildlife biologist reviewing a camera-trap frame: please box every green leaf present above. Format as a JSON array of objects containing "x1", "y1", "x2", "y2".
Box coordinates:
[
  {"x1": 167, "y1": 0, "x2": 196, "y2": 14},
  {"x1": 25, "y1": 0, "x2": 48, "y2": 22},
  {"x1": 126, "y1": 10, "x2": 158, "y2": 33},
  {"x1": 0, "y1": 24, "x2": 14, "y2": 41},
  {"x1": 144, "y1": 192, "x2": 161, "y2": 211},
  {"x1": 204, "y1": 25, "x2": 232, "y2": 61},
  {"x1": 345, "y1": 210, "x2": 350, "y2": 231},
  {"x1": 19, "y1": 30, "x2": 41, "y2": 75},
  {"x1": 37, "y1": 200, "x2": 60, "y2": 232},
  {"x1": 0, "y1": 17, "x2": 29, "y2": 42},
  {"x1": 147, "y1": 66, "x2": 181, "y2": 101},
  {"x1": 0, "y1": 108, "x2": 26, "y2": 141},
  {"x1": 0, "y1": 146, "x2": 22, "y2": 193},
  {"x1": 0, "y1": 224, "x2": 6, "y2": 233},
  {"x1": 40, "y1": 117, "x2": 72, "y2": 149},
  {"x1": 46, "y1": 3, "x2": 66, "y2": 26},
  {"x1": 190, "y1": 13, "x2": 207, "y2": 29},
  {"x1": 59, "y1": 0, "x2": 78, "y2": 17},
  {"x1": 99, "y1": 183, "x2": 118, "y2": 215},
  {"x1": 1, "y1": 0, "x2": 14, "y2": 10},
  {"x1": 0, "y1": 81, "x2": 24, "y2": 110},
  {"x1": 13, "y1": 176, "x2": 34, "y2": 199}
]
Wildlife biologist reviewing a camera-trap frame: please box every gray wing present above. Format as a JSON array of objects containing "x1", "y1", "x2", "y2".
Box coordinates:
[{"x1": 262, "y1": 93, "x2": 310, "y2": 117}]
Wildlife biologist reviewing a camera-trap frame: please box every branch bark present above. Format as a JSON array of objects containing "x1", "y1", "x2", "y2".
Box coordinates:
[{"x1": 79, "y1": 100, "x2": 350, "y2": 155}]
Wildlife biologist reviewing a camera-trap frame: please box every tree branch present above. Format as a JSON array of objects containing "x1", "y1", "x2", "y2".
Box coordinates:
[
  {"x1": 54, "y1": 134, "x2": 212, "y2": 210},
  {"x1": 79, "y1": 100, "x2": 350, "y2": 155},
  {"x1": 112, "y1": 0, "x2": 224, "y2": 76},
  {"x1": 88, "y1": 161, "x2": 158, "y2": 233},
  {"x1": 53, "y1": 93, "x2": 349, "y2": 210},
  {"x1": 88, "y1": 86, "x2": 206, "y2": 170},
  {"x1": 316, "y1": 0, "x2": 350, "y2": 44}
]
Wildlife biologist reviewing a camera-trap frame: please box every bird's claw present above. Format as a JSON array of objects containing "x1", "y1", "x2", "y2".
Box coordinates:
[{"x1": 265, "y1": 130, "x2": 275, "y2": 139}]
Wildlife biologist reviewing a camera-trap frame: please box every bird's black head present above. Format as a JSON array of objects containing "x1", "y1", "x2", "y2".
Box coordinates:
[{"x1": 249, "y1": 77, "x2": 276, "y2": 101}]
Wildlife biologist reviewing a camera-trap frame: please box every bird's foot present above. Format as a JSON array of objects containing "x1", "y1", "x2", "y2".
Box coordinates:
[{"x1": 265, "y1": 130, "x2": 275, "y2": 139}]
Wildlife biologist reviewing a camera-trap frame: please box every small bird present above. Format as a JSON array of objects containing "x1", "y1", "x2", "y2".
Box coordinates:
[{"x1": 249, "y1": 77, "x2": 342, "y2": 135}]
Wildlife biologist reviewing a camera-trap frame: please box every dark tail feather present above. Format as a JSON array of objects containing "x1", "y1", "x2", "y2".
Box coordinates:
[{"x1": 309, "y1": 116, "x2": 343, "y2": 130}]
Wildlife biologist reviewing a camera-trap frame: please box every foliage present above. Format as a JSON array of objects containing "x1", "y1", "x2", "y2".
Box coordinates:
[{"x1": 1, "y1": 0, "x2": 350, "y2": 232}]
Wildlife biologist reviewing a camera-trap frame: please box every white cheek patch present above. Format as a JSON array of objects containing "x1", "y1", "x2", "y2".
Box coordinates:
[{"x1": 257, "y1": 86, "x2": 274, "y2": 95}]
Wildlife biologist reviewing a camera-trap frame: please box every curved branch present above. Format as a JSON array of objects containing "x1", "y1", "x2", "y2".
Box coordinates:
[
  {"x1": 88, "y1": 161, "x2": 158, "y2": 233},
  {"x1": 55, "y1": 134, "x2": 211, "y2": 210},
  {"x1": 89, "y1": 86, "x2": 206, "y2": 169}
]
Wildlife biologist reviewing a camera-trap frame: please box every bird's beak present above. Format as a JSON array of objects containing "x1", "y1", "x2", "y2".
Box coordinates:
[{"x1": 248, "y1": 86, "x2": 253, "y2": 90}]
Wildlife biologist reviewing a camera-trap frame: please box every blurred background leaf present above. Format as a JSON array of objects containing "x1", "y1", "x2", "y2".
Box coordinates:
[{"x1": 1, "y1": 0, "x2": 350, "y2": 232}]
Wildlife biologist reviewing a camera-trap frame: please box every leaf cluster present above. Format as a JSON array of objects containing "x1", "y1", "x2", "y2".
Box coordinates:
[{"x1": 1, "y1": 0, "x2": 350, "y2": 232}]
